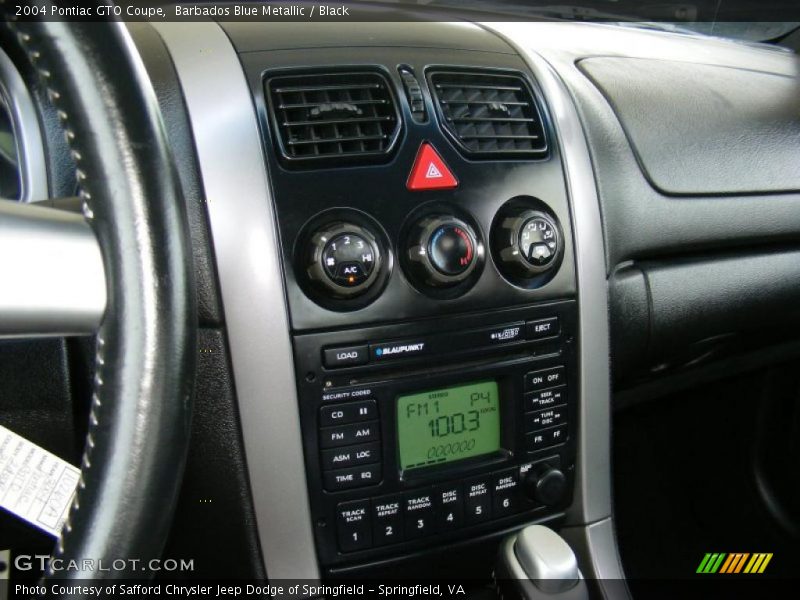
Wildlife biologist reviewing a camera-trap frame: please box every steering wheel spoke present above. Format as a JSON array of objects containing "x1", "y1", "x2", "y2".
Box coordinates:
[{"x1": 0, "y1": 198, "x2": 105, "y2": 338}]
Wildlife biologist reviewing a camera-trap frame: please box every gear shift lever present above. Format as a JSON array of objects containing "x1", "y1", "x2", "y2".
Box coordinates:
[{"x1": 496, "y1": 525, "x2": 589, "y2": 600}]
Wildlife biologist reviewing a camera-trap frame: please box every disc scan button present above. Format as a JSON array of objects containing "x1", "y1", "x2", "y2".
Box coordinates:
[{"x1": 323, "y1": 344, "x2": 369, "y2": 368}]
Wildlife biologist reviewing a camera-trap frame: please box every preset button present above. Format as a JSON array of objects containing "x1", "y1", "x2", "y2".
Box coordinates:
[
  {"x1": 404, "y1": 491, "x2": 435, "y2": 539},
  {"x1": 372, "y1": 495, "x2": 403, "y2": 546},
  {"x1": 464, "y1": 476, "x2": 492, "y2": 524},
  {"x1": 433, "y1": 483, "x2": 464, "y2": 531},
  {"x1": 336, "y1": 500, "x2": 372, "y2": 552}
]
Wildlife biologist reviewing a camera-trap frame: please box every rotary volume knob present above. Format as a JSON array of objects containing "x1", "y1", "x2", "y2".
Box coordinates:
[
  {"x1": 405, "y1": 215, "x2": 481, "y2": 288},
  {"x1": 494, "y1": 209, "x2": 562, "y2": 278},
  {"x1": 306, "y1": 222, "x2": 382, "y2": 299}
]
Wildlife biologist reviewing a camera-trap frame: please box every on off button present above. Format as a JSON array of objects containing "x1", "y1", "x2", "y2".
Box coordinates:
[{"x1": 525, "y1": 366, "x2": 565, "y2": 391}]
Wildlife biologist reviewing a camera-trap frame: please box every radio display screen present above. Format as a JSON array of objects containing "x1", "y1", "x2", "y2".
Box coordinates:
[{"x1": 397, "y1": 381, "x2": 501, "y2": 472}]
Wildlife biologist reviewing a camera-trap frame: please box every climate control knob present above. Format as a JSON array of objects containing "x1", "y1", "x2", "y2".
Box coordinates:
[
  {"x1": 306, "y1": 222, "x2": 382, "y2": 299},
  {"x1": 405, "y1": 215, "x2": 481, "y2": 288},
  {"x1": 493, "y1": 208, "x2": 563, "y2": 279}
]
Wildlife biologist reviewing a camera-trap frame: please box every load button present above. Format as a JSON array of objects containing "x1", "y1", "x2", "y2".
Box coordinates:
[{"x1": 525, "y1": 366, "x2": 565, "y2": 392}]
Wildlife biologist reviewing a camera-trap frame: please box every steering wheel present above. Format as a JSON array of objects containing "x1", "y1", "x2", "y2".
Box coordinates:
[{"x1": 2, "y1": 19, "x2": 196, "y2": 578}]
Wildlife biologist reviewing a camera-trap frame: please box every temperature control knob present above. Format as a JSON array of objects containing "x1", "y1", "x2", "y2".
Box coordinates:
[
  {"x1": 494, "y1": 209, "x2": 562, "y2": 278},
  {"x1": 306, "y1": 222, "x2": 382, "y2": 299},
  {"x1": 405, "y1": 215, "x2": 481, "y2": 288}
]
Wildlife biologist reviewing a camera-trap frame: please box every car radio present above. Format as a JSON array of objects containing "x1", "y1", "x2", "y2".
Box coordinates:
[{"x1": 292, "y1": 301, "x2": 578, "y2": 569}]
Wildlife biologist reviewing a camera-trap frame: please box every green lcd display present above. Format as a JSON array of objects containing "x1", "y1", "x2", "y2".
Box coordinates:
[{"x1": 397, "y1": 381, "x2": 501, "y2": 471}]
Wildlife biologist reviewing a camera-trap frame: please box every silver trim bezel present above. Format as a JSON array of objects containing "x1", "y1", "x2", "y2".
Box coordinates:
[
  {"x1": 153, "y1": 22, "x2": 321, "y2": 581},
  {"x1": 0, "y1": 45, "x2": 48, "y2": 202}
]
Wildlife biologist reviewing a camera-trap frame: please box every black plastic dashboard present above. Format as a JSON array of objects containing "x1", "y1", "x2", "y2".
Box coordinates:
[{"x1": 147, "y1": 16, "x2": 798, "y2": 587}]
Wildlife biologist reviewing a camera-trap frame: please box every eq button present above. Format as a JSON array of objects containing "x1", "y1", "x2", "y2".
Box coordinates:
[{"x1": 324, "y1": 464, "x2": 381, "y2": 491}]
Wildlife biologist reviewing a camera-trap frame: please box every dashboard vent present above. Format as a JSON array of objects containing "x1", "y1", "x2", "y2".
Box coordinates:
[
  {"x1": 428, "y1": 71, "x2": 547, "y2": 158},
  {"x1": 0, "y1": 93, "x2": 21, "y2": 200},
  {"x1": 266, "y1": 71, "x2": 401, "y2": 166}
]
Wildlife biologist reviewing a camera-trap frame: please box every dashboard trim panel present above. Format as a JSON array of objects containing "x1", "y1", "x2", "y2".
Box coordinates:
[{"x1": 153, "y1": 21, "x2": 320, "y2": 581}]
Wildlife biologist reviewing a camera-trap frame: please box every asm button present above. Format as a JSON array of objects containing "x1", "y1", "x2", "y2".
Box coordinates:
[{"x1": 321, "y1": 442, "x2": 381, "y2": 470}]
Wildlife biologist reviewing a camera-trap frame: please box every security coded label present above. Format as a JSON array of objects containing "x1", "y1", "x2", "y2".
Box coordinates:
[{"x1": 0, "y1": 425, "x2": 79, "y2": 537}]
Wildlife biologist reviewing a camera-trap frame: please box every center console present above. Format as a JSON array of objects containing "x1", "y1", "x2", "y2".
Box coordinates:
[
  {"x1": 159, "y1": 19, "x2": 617, "y2": 582},
  {"x1": 228, "y1": 37, "x2": 582, "y2": 573}
]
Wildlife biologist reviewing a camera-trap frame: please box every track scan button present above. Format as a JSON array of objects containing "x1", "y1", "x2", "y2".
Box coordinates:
[{"x1": 337, "y1": 500, "x2": 372, "y2": 552}]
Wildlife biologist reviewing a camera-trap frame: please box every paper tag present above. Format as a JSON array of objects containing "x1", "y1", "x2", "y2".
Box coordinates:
[{"x1": 0, "y1": 425, "x2": 80, "y2": 537}]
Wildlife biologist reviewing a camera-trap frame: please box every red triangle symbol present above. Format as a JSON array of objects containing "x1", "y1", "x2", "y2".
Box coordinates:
[{"x1": 406, "y1": 143, "x2": 458, "y2": 191}]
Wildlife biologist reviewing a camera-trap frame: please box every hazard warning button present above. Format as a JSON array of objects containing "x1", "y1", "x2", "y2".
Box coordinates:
[{"x1": 406, "y1": 143, "x2": 458, "y2": 191}]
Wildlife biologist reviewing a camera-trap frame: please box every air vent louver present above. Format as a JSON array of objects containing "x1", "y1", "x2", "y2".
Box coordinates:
[
  {"x1": 0, "y1": 94, "x2": 21, "y2": 200},
  {"x1": 428, "y1": 71, "x2": 547, "y2": 158},
  {"x1": 267, "y1": 71, "x2": 401, "y2": 166}
]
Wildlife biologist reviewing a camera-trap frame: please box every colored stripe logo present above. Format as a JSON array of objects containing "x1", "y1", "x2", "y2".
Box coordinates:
[{"x1": 697, "y1": 553, "x2": 773, "y2": 574}]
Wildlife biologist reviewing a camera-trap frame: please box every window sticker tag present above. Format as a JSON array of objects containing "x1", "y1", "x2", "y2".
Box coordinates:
[{"x1": 0, "y1": 425, "x2": 80, "y2": 537}]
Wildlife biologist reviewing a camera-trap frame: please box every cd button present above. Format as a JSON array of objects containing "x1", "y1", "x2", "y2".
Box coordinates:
[{"x1": 319, "y1": 400, "x2": 377, "y2": 427}]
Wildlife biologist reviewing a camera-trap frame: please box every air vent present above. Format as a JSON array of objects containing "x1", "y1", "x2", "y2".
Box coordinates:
[
  {"x1": 0, "y1": 93, "x2": 21, "y2": 200},
  {"x1": 428, "y1": 71, "x2": 547, "y2": 158},
  {"x1": 266, "y1": 71, "x2": 401, "y2": 166}
]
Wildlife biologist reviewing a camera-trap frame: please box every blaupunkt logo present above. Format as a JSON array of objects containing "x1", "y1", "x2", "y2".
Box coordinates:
[{"x1": 696, "y1": 552, "x2": 773, "y2": 574}]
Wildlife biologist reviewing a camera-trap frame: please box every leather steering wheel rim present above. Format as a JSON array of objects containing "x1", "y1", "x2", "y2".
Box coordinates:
[{"x1": 4, "y1": 19, "x2": 196, "y2": 578}]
